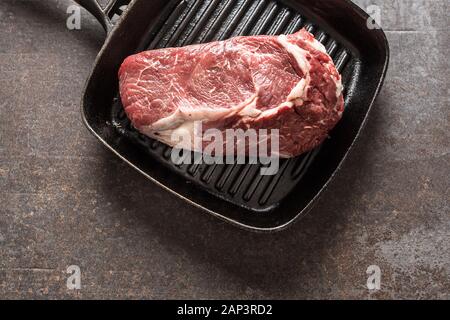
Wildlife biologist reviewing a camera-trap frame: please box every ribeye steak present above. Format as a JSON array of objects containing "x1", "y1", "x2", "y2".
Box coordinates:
[{"x1": 118, "y1": 29, "x2": 344, "y2": 157}]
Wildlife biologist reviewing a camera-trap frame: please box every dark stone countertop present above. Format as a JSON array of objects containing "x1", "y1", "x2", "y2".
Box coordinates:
[{"x1": 0, "y1": 0, "x2": 448, "y2": 299}]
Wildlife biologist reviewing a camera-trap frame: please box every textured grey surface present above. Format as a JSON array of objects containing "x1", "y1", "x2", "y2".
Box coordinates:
[{"x1": 0, "y1": 0, "x2": 449, "y2": 299}]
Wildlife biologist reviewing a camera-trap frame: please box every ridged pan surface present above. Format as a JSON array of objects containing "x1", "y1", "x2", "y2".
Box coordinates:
[
  {"x1": 83, "y1": 0, "x2": 389, "y2": 231},
  {"x1": 112, "y1": 0, "x2": 352, "y2": 207}
]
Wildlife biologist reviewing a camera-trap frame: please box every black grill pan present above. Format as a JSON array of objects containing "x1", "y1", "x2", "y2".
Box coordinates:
[{"x1": 75, "y1": 0, "x2": 389, "y2": 231}]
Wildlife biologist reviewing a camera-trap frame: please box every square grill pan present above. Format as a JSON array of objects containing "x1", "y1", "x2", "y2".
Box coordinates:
[{"x1": 82, "y1": 0, "x2": 389, "y2": 231}]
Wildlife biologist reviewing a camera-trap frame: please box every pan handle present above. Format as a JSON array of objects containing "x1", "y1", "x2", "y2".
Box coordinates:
[{"x1": 72, "y1": 0, "x2": 130, "y2": 34}]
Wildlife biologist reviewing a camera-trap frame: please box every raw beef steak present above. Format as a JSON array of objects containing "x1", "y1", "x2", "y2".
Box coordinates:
[{"x1": 118, "y1": 29, "x2": 344, "y2": 158}]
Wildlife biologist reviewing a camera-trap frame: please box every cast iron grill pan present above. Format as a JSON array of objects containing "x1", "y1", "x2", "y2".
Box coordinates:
[{"x1": 81, "y1": 0, "x2": 389, "y2": 230}]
